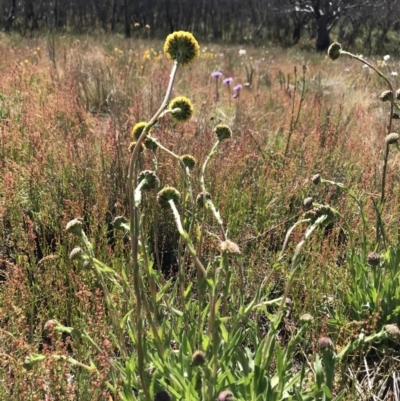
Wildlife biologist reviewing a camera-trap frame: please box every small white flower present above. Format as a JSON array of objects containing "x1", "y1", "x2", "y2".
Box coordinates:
[
  {"x1": 384, "y1": 54, "x2": 390, "y2": 61},
  {"x1": 362, "y1": 64, "x2": 369, "y2": 69},
  {"x1": 391, "y1": 71, "x2": 398, "y2": 76},
  {"x1": 239, "y1": 49, "x2": 246, "y2": 56}
]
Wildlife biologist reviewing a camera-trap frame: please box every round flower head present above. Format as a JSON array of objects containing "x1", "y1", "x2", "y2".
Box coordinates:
[
  {"x1": 233, "y1": 84, "x2": 243, "y2": 92},
  {"x1": 367, "y1": 251, "x2": 380, "y2": 266},
  {"x1": 69, "y1": 247, "x2": 84, "y2": 261},
  {"x1": 180, "y1": 154, "x2": 196, "y2": 170},
  {"x1": 211, "y1": 71, "x2": 223, "y2": 79},
  {"x1": 196, "y1": 191, "x2": 211, "y2": 208},
  {"x1": 191, "y1": 350, "x2": 206, "y2": 366},
  {"x1": 169, "y1": 96, "x2": 193, "y2": 122},
  {"x1": 129, "y1": 141, "x2": 145, "y2": 153},
  {"x1": 66, "y1": 218, "x2": 84, "y2": 238},
  {"x1": 220, "y1": 239, "x2": 241, "y2": 256},
  {"x1": 138, "y1": 170, "x2": 160, "y2": 191},
  {"x1": 327, "y1": 42, "x2": 342, "y2": 60},
  {"x1": 317, "y1": 336, "x2": 334, "y2": 351},
  {"x1": 303, "y1": 197, "x2": 314, "y2": 211},
  {"x1": 157, "y1": 186, "x2": 181, "y2": 209},
  {"x1": 384, "y1": 324, "x2": 400, "y2": 343},
  {"x1": 163, "y1": 31, "x2": 200, "y2": 66},
  {"x1": 379, "y1": 90, "x2": 393, "y2": 102},
  {"x1": 132, "y1": 121, "x2": 148, "y2": 140},
  {"x1": 385, "y1": 133, "x2": 400, "y2": 145},
  {"x1": 312, "y1": 173, "x2": 321, "y2": 185},
  {"x1": 214, "y1": 124, "x2": 232, "y2": 141},
  {"x1": 300, "y1": 313, "x2": 314, "y2": 324},
  {"x1": 223, "y1": 77, "x2": 233, "y2": 85},
  {"x1": 143, "y1": 136, "x2": 158, "y2": 151},
  {"x1": 113, "y1": 215, "x2": 128, "y2": 230}
]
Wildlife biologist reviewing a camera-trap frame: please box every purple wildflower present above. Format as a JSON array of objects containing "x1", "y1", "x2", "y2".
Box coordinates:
[
  {"x1": 232, "y1": 93, "x2": 239, "y2": 99},
  {"x1": 233, "y1": 84, "x2": 243, "y2": 92},
  {"x1": 223, "y1": 77, "x2": 233, "y2": 85},
  {"x1": 211, "y1": 71, "x2": 223, "y2": 79}
]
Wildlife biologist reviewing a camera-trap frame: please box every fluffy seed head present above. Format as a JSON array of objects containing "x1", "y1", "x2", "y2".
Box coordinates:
[
  {"x1": 327, "y1": 42, "x2": 342, "y2": 60},
  {"x1": 367, "y1": 252, "x2": 380, "y2": 266},
  {"x1": 181, "y1": 154, "x2": 196, "y2": 170},
  {"x1": 215, "y1": 124, "x2": 232, "y2": 141},
  {"x1": 379, "y1": 90, "x2": 393, "y2": 102},
  {"x1": 138, "y1": 170, "x2": 160, "y2": 191},
  {"x1": 169, "y1": 96, "x2": 193, "y2": 122},
  {"x1": 220, "y1": 240, "x2": 241, "y2": 256},
  {"x1": 317, "y1": 337, "x2": 334, "y2": 351},
  {"x1": 385, "y1": 133, "x2": 400, "y2": 145},
  {"x1": 196, "y1": 191, "x2": 211, "y2": 208},
  {"x1": 191, "y1": 350, "x2": 206, "y2": 366},
  {"x1": 163, "y1": 31, "x2": 200, "y2": 66},
  {"x1": 157, "y1": 186, "x2": 181, "y2": 208},
  {"x1": 132, "y1": 121, "x2": 148, "y2": 140}
]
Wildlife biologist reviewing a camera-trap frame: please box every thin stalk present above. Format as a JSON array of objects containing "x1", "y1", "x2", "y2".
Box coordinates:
[
  {"x1": 284, "y1": 66, "x2": 298, "y2": 159},
  {"x1": 127, "y1": 61, "x2": 179, "y2": 401}
]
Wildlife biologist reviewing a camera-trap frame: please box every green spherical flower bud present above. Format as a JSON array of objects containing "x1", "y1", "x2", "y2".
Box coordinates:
[
  {"x1": 163, "y1": 31, "x2": 200, "y2": 66},
  {"x1": 132, "y1": 121, "x2": 148, "y2": 140},
  {"x1": 196, "y1": 191, "x2": 211, "y2": 208},
  {"x1": 144, "y1": 136, "x2": 158, "y2": 151},
  {"x1": 157, "y1": 186, "x2": 181, "y2": 208},
  {"x1": 379, "y1": 90, "x2": 393, "y2": 102},
  {"x1": 66, "y1": 218, "x2": 84, "y2": 238},
  {"x1": 191, "y1": 350, "x2": 206, "y2": 367},
  {"x1": 327, "y1": 42, "x2": 342, "y2": 61},
  {"x1": 113, "y1": 215, "x2": 128, "y2": 229},
  {"x1": 69, "y1": 247, "x2": 85, "y2": 261},
  {"x1": 181, "y1": 154, "x2": 196, "y2": 169},
  {"x1": 300, "y1": 313, "x2": 314, "y2": 324},
  {"x1": 129, "y1": 141, "x2": 145, "y2": 153},
  {"x1": 385, "y1": 133, "x2": 399, "y2": 145},
  {"x1": 138, "y1": 170, "x2": 160, "y2": 191},
  {"x1": 169, "y1": 96, "x2": 193, "y2": 122},
  {"x1": 214, "y1": 124, "x2": 232, "y2": 141},
  {"x1": 220, "y1": 239, "x2": 241, "y2": 255}
]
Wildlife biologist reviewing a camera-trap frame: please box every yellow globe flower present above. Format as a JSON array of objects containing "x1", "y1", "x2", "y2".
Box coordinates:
[{"x1": 163, "y1": 31, "x2": 200, "y2": 66}]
